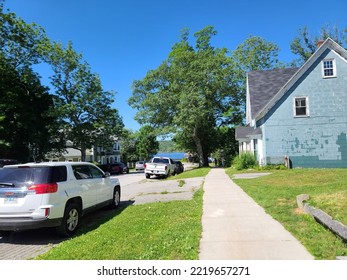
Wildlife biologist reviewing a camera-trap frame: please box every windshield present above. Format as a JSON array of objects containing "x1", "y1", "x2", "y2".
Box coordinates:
[{"x1": 152, "y1": 158, "x2": 169, "y2": 164}]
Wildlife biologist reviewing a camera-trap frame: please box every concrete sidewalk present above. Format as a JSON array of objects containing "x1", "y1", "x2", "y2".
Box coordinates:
[{"x1": 199, "y1": 168, "x2": 313, "y2": 260}]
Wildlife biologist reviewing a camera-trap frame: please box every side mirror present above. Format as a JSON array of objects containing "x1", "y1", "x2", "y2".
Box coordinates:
[{"x1": 104, "y1": 172, "x2": 111, "y2": 177}]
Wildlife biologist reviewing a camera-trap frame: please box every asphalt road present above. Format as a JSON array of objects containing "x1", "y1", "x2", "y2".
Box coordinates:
[{"x1": 0, "y1": 168, "x2": 203, "y2": 260}]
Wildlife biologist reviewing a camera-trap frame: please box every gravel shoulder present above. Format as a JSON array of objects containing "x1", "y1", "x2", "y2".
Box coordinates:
[{"x1": 122, "y1": 176, "x2": 204, "y2": 205}]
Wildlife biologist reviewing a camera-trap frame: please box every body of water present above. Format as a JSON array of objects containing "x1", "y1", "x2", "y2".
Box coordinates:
[{"x1": 153, "y1": 152, "x2": 186, "y2": 160}]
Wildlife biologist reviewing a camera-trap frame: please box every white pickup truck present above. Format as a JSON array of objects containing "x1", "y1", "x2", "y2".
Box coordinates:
[{"x1": 144, "y1": 157, "x2": 176, "y2": 179}]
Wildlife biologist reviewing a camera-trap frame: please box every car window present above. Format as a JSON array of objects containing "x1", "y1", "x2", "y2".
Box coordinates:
[
  {"x1": 72, "y1": 165, "x2": 92, "y2": 180},
  {"x1": 153, "y1": 158, "x2": 169, "y2": 164},
  {"x1": 50, "y1": 166, "x2": 67, "y2": 182},
  {"x1": 88, "y1": 165, "x2": 104, "y2": 178},
  {"x1": 0, "y1": 167, "x2": 50, "y2": 186}
]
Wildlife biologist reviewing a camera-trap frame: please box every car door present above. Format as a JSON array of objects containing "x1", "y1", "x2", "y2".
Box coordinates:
[
  {"x1": 87, "y1": 165, "x2": 112, "y2": 204},
  {"x1": 72, "y1": 165, "x2": 97, "y2": 209}
]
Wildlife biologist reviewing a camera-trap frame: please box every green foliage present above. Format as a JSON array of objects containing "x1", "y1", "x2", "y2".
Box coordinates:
[
  {"x1": 211, "y1": 126, "x2": 238, "y2": 167},
  {"x1": 290, "y1": 25, "x2": 347, "y2": 65},
  {"x1": 0, "y1": 61, "x2": 58, "y2": 161},
  {"x1": 169, "y1": 167, "x2": 210, "y2": 180},
  {"x1": 130, "y1": 26, "x2": 241, "y2": 167},
  {"x1": 0, "y1": 10, "x2": 63, "y2": 161},
  {"x1": 47, "y1": 41, "x2": 124, "y2": 160},
  {"x1": 135, "y1": 125, "x2": 159, "y2": 160},
  {"x1": 120, "y1": 129, "x2": 138, "y2": 162},
  {"x1": 158, "y1": 140, "x2": 178, "y2": 152},
  {"x1": 257, "y1": 164, "x2": 287, "y2": 170},
  {"x1": 233, "y1": 35, "x2": 280, "y2": 72},
  {"x1": 232, "y1": 152, "x2": 257, "y2": 170},
  {"x1": 0, "y1": 10, "x2": 50, "y2": 68},
  {"x1": 1, "y1": 9, "x2": 124, "y2": 161}
]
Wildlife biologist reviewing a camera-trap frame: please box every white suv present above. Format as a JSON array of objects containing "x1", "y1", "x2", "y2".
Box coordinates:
[{"x1": 0, "y1": 162, "x2": 121, "y2": 236}]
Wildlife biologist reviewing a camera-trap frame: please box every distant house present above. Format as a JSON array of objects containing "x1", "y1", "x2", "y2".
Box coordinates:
[
  {"x1": 235, "y1": 38, "x2": 347, "y2": 168},
  {"x1": 46, "y1": 140, "x2": 121, "y2": 164}
]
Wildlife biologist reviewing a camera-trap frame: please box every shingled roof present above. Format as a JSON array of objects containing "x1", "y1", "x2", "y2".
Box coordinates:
[
  {"x1": 235, "y1": 126, "x2": 262, "y2": 140},
  {"x1": 248, "y1": 67, "x2": 299, "y2": 120}
]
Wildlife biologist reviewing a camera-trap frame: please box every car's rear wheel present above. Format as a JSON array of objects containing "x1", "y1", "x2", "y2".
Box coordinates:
[
  {"x1": 110, "y1": 186, "x2": 121, "y2": 209},
  {"x1": 57, "y1": 202, "x2": 80, "y2": 237},
  {"x1": 145, "y1": 173, "x2": 150, "y2": 179}
]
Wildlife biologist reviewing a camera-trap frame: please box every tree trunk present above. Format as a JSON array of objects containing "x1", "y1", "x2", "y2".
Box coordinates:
[
  {"x1": 80, "y1": 143, "x2": 86, "y2": 162},
  {"x1": 193, "y1": 124, "x2": 208, "y2": 167}
]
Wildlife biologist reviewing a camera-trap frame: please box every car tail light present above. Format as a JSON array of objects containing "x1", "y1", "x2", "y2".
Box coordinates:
[
  {"x1": 28, "y1": 183, "x2": 58, "y2": 194},
  {"x1": 144, "y1": 163, "x2": 147, "y2": 168}
]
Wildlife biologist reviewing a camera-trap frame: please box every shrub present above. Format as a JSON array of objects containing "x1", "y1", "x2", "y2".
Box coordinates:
[
  {"x1": 257, "y1": 164, "x2": 287, "y2": 170},
  {"x1": 232, "y1": 152, "x2": 257, "y2": 170}
]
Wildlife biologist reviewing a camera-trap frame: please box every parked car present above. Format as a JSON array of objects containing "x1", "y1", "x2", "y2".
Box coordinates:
[
  {"x1": 135, "y1": 161, "x2": 145, "y2": 171},
  {"x1": 107, "y1": 163, "x2": 123, "y2": 175},
  {"x1": 0, "y1": 159, "x2": 18, "y2": 168},
  {"x1": 0, "y1": 162, "x2": 121, "y2": 236},
  {"x1": 119, "y1": 162, "x2": 129, "y2": 174},
  {"x1": 174, "y1": 160, "x2": 184, "y2": 174},
  {"x1": 106, "y1": 162, "x2": 129, "y2": 175},
  {"x1": 144, "y1": 157, "x2": 176, "y2": 179}
]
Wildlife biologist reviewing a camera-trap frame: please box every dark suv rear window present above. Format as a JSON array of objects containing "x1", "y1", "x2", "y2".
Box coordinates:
[{"x1": 0, "y1": 166, "x2": 67, "y2": 188}]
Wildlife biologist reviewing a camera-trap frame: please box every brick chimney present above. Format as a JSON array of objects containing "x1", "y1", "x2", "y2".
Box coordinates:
[{"x1": 316, "y1": 39, "x2": 325, "y2": 48}]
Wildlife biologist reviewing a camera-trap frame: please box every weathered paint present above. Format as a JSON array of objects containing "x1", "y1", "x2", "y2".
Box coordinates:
[{"x1": 257, "y1": 49, "x2": 347, "y2": 168}]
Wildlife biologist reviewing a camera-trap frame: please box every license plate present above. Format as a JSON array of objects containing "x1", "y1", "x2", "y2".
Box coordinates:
[{"x1": 4, "y1": 197, "x2": 18, "y2": 204}]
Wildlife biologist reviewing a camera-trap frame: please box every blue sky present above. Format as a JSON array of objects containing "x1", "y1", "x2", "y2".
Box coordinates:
[{"x1": 3, "y1": 0, "x2": 347, "y2": 131}]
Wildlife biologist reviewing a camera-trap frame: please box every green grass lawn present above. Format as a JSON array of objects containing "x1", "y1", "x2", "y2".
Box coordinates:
[
  {"x1": 169, "y1": 167, "x2": 210, "y2": 180},
  {"x1": 226, "y1": 168, "x2": 347, "y2": 260}
]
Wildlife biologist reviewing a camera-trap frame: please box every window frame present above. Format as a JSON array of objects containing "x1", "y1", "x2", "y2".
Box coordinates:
[
  {"x1": 293, "y1": 96, "x2": 309, "y2": 118},
  {"x1": 322, "y1": 59, "x2": 336, "y2": 78},
  {"x1": 72, "y1": 165, "x2": 93, "y2": 180},
  {"x1": 88, "y1": 165, "x2": 104, "y2": 179}
]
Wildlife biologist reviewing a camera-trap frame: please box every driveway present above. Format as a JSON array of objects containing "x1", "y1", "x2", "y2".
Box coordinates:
[{"x1": 0, "y1": 171, "x2": 203, "y2": 260}]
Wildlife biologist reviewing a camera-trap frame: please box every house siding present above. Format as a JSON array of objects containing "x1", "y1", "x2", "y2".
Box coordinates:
[{"x1": 258, "y1": 49, "x2": 347, "y2": 168}]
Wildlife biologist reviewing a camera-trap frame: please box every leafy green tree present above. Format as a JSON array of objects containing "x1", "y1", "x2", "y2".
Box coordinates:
[
  {"x1": 158, "y1": 140, "x2": 177, "y2": 152},
  {"x1": 0, "y1": 8, "x2": 62, "y2": 161},
  {"x1": 232, "y1": 36, "x2": 281, "y2": 117},
  {"x1": 233, "y1": 35, "x2": 280, "y2": 72},
  {"x1": 290, "y1": 25, "x2": 347, "y2": 64},
  {"x1": 47, "y1": 41, "x2": 124, "y2": 161},
  {"x1": 135, "y1": 125, "x2": 159, "y2": 160},
  {"x1": 120, "y1": 129, "x2": 138, "y2": 163},
  {"x1": 0, "y1": 9, "x2": 50, "y2": 69},
  {"x1": 130, "y1": 26, "x2": 240, "y2": 166},
  {"x1": 0, "y1": 54, "x2": 60, "y2": 161}
]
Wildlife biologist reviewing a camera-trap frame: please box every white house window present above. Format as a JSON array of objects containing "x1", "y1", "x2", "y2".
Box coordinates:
[
  {"x1": 294, "y1": 97, "x2": 309, "y2": 117},
  {"x1": 322, "y1": 59, "x2": 336, "y2": 78}
]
